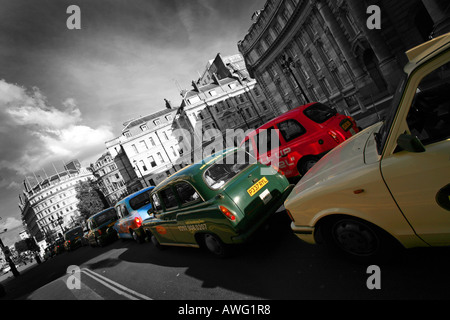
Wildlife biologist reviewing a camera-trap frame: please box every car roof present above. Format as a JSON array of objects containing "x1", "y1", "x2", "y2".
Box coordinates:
[
  {"x1": 152, "y1": 148, "x2": 237, "y2": 193},
  {"x1": 242, "y1": 102, "x2": 318, "y2": 141},
  {"x1": 404, "y1": 32, "x2": 450, "y2": 74},
  {"x1": 87, "y1": 207, "x2": 115, "y2": 221},
  {"x1": 115, "y1": 186, "x2": 155, "y2": 205}
]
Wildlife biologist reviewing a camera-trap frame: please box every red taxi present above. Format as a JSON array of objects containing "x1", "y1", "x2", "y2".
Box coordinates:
[{"x1": 241, "y1": 102, "x2": 359, "y2": 178}]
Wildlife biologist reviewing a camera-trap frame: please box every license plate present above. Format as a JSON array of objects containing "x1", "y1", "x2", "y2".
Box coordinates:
[
  {"x1": 340, "y1": 119, "x2": 352, "y2": 131},
  {"x1": 247, "y1": 177, "x2": 269, "y2": 197}
]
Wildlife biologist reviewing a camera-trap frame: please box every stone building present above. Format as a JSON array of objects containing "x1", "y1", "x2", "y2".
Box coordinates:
[
  {"x1": 107, "y1": 106, "x2": 183, "y2": 188},
  {"x1": 238, "y1": 0, "x2": 449, "y2": 121},
  {"x1": 173, "y1": 53, "x2": 276, "y2": 162},
  {"x1": 20, "y1": 167, "x2": 94, "y2": 241},
  {"x1": 91, "y1": 152, "x2": 128, "y2": 206}
]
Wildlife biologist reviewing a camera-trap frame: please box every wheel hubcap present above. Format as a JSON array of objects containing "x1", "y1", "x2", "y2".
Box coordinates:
[
  {"x1": 333, "y1": 220, "x2": 379, "y2": 256},
  {"x1": 204, "y1": 234, "x2": 222, "y2": 255}
]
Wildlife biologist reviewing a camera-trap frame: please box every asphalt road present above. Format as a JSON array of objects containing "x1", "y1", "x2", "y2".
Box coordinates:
[{"x1": 2, "y1": 212, "x2": 450, "y2": 302}]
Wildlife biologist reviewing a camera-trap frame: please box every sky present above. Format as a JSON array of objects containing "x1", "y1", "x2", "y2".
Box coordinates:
[{"x1": 0, "y1": 0, "x2": 266, "y2": 246}]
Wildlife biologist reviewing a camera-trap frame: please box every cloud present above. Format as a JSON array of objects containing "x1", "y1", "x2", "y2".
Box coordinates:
[
  {"x1": 0, "y1": 79, "x2": 114, "y2": 176},
  {"x1": 0, "y1": 217, "x2": 22, "y2": 231}
]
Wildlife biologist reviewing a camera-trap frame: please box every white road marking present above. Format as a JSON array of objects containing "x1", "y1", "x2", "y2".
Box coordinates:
[{"x1": 81, "y1": 268, "x2": 152, "y2": 300}]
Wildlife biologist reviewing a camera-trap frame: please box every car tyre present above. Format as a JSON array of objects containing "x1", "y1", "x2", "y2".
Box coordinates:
[
  {"x1": 298, "y1": 156, "x2": 319, "y2": 176},
  {"x1": 203, "y1": 233, "x2": 230, "y2": 258},
  {"x1": 148, "y1": 232, "x2": 165, "y2": 250},
  {"x1": 322, "y1": 216, "x2": 402, "y2": 263},
  {"x1": 96, "y1": 237, "x2": 103, "y2": 248},
  {"x1": 131, "y1": 229, "x2": 144, "y2": 244}
]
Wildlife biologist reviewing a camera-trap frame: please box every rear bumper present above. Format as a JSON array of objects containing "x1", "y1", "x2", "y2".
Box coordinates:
[{"x1": 231, "y1": 184, "x2": 294, "y2": 243}]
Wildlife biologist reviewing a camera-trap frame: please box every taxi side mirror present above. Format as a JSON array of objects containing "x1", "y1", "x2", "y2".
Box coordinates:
[{"x1": 397, "y1": 134, "x2": 426, "y2": 153}]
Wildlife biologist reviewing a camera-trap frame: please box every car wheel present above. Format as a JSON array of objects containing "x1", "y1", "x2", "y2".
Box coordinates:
[
  {"x1": 149, "y1": 232, "x2": 165, "y2": 250},
  {"x1": 322, "y1": 216, "x2": 401, "y2": 263},
  {"x1": 96, "y1": 237, "x2": 103, "y2": 248},
  {"x1": 203, "y1": 234, "x2": 229, "y2": 258},
  {"x1": 298, "y1": 157, "x2": 318, "y2": 176},
  {"x1": 131, "y1": 229, "x2": 144, "y2": 244}
]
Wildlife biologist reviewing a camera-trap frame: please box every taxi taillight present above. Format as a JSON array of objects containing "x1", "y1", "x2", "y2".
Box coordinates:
[
  {"x1": 219, "y1": 205, "x2": 236, "y2": 221},
  {"x1": 328, "y1": 130, "x2": 342, "y2": 143},
  {"x1": 135, "y1": 217, "x2": 142, "y2": 227}
]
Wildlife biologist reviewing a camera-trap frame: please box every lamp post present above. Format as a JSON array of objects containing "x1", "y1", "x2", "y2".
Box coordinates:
[
  {"x1": 56, "y1": 216, "x2": 65, "y2": 238},
  {"x1": 133, "y1": 160, "x2": 149, "y2": 187},
  {"x1": 281, "y1": 54, "x2": 310, "y2": 103},
  {"x1": 0, "y1": 224, "x2": 20, "y2": 278}
]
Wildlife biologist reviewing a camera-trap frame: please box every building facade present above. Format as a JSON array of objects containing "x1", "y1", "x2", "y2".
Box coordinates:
[
  {"x1": 174, "y1": 53, "x2": 277, "y2": 161},
  {"x1": 238, "y1": 0, "x2": 450, "y2": 120},
  {"x1": 20, "y1": 167, "x2": 94, "y2": 241},
  {"x1": 108, "y1": 106, "x2": 183, "y2": 188},
  {"x1": 91, "y1": 152, "x2": 128, "y2": 206}
]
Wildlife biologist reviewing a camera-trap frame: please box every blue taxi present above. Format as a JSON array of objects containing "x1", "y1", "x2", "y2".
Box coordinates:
[{"x1": 113, "y1": 186, "x2": 155, "y2": 243}]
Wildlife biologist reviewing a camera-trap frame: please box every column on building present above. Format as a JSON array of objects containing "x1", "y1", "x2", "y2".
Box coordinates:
[
  {"x1": 422, "y1": 0, "x2": 450, "y2": 36},
  {"x1": 344, "y1": 0, "x2": 403, "y2": 92}
]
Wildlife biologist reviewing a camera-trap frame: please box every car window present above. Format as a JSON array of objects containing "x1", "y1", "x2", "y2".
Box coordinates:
[
  {"x1": 152, "y1": 193, "x2": 163, "y2": 212},
  {"x1": 303, "y1": 103, "x2": 337, "y2": 123},
  {"x1": 406, "y1": 60, "x2": 450, "y2": 146},
  {"x1": 277, "y1": 119, "x2": 306, "y2": 142},
  {"x1": 64, "y1": 227, "x2": 83, "y2": 240},
  {"x1": 129, "y1": 190, "x2": 152, "y2": 210},
  {"x1": 175, "y1": 182, "x2": 201, "y2": 205},
  {"x1": 117, "y1": 204, "x2": 129, "y2": 218},
  {"x1": 93, "y1": 208, "x2": 117, "y2": 226},
  {"x1": 204, "y1": 150, "x2": 253, "y2": 190},
  {"x1": 160, "y1": 187, "x2": 178, "y2": 210},
  {"x1": 254, "y1": 126, "x2": 281, "y2": 154}
]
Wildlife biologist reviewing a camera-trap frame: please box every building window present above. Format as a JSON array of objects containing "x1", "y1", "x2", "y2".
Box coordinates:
[
  {"x1": 123, "y1": 131, "x2": 132, "y2": 138},
  {"x1": 148, "y1": 156, "x2": 156, "y2": 167},
  {"x1": 132, "y1": 144, "x2": 138, "y2": 154},
  {"x1": 149, "y1": 137, "x2": 156, "y2": 146},
  {"x1": 139, "y1": 160, "x2": 147, "y2": 171},
  {"x1": 157, "y1": 152, "x2": 165, "y2": 163},
  {"x1": 166, "y1": 115, "x2": 173, "y2": 121},
  {"x1": 154, "y1": 119, "x2": 161, "y2": 126},
  {"x1": 140, "y1": 124, "x2": 148, "y2": 131},
  {"x1": 140, "y1": 140, "x2": 148, "y2": 150},
  {"x1": 308, "y1": 55, "x2": 320, "y2": 71}
]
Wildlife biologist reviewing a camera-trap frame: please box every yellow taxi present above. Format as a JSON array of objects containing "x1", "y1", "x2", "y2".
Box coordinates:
[{"x1": 284, "y1": 33, "x2": 450, "y2": 261}]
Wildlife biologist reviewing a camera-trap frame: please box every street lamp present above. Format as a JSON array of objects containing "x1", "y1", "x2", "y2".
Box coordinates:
[
  {"x1": 0, "y1": 224, "x2": 20, "y2": 278},
  {"x1": 56, "y1": 216, "x2": 65, "y2": 238},
  {"x1": 281, "y1": 54, "x2": 310, "y2": 103},
  {"x1": 133, "y1": 160, "x2": 149, "y2": 187}
]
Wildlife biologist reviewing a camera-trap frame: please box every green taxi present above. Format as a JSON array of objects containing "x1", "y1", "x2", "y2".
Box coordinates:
[
  {"x1": 86, "y1": 208, "x2": 119, "y2": 247},
  {"x1": 142, "y1": 148, "x2": 294, "y2": 257}
]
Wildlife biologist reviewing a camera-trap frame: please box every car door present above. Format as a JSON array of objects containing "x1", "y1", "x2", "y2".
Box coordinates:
[
  {"x1": 151, "y1": 192, "x2": 178, "y2": 244},
  {"x1": 381, "y1": 56, "x2": 450, "y2": 246}
]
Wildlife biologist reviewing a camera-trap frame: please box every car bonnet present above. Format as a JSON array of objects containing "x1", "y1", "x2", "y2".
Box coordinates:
[{"x1": 285, "y1": 123, "x2": 381, "y2": 202}]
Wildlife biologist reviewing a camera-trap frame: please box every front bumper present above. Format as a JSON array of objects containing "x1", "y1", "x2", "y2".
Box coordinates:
[{"x1": 291, "y1": 223, "x2": 316, "y2": 245}]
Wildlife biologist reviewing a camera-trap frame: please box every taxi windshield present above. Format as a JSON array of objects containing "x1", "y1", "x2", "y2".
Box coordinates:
[
  {"x1": 93, "y1": 208, "x2": 117, "y2": 226},
  {"x1": 204, "y1": 150, "x2": 254, "y2": 190},
  {"x1": 129, "y1": 190, "x2": 152, "y2": 210}
]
